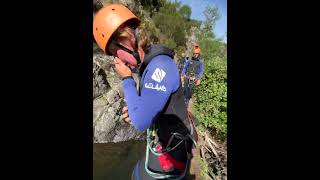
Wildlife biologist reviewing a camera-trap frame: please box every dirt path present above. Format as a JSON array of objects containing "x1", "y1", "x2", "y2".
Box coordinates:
[{"x1": 187, "y1": 97, "x2": 202, "y2": 180}]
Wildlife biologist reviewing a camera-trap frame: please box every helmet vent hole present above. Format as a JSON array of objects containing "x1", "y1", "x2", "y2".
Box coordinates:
[
  {"x1": 102, "y1": 34, "x2": 104, "y2": 38},
  {"x1": 112, "y1": 8, "x2": 115, "y2": 11},
  {"x1": 96, "y1": 28, "x2": 98, "y2": 31}
]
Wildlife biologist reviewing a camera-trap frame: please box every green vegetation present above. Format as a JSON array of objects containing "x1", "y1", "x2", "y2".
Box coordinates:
[{"x1": 193, "y1": 6, "x2": 227, "y2": 140}]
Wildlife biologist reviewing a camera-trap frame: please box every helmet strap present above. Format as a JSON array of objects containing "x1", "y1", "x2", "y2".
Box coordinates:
[
  {"x1": 133, "y1": 28, "x2": 141, "y2": 66},
  {"x1": 112, "y1": 27, "x2": 141, "y2": 67}
]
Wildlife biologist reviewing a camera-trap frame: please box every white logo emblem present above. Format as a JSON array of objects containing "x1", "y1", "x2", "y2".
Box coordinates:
[
  {"x1": 151, "y1": 68, "x2": 166, "y2": 83},
  {"x1": 144, "y1": 83, "x2": 167, "y2": 92}
]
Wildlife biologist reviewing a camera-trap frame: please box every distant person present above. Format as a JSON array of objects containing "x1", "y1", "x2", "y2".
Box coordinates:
[
  {"x1": 178, "y1": 52, "x2": 189, "y2": 74},
  {"x1": 181, "y1": 43, "x2": 204, "y2": 106}
]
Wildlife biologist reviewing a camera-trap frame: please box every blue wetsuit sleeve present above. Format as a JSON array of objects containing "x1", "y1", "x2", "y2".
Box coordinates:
[
  {"x1": 181, "y1": 60, "x2": 189, "y2": 76},
  {"x1": 199, "y1": 61, "x2": 203, "y2": 79},
  {"x1": 121, "y1": 56, "x2": 179, "y2": 131}
]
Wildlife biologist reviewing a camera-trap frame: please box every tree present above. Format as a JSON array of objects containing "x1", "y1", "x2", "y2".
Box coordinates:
[
  {"x1": 179, "y1": 5, "x2": 192, "y2": 20},
  {"x1": 193, "y1": 5, "x2": 227, "y2": 140},
  {"x1": 152, "y1": 1, "x2": 187, "y2": 48},
  {"x1": 202, "y1": 5, "x2": 220, "y2": 37}
]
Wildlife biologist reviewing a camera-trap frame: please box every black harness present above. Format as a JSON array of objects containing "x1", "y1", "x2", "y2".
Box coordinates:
[{"x1": 135, "y1": 45, "x2": 198, "y2": 179}]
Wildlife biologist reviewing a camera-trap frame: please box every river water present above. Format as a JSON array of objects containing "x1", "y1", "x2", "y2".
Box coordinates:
[{"x1": 93, "y1": 140, "x2": 146, "y2": 180}]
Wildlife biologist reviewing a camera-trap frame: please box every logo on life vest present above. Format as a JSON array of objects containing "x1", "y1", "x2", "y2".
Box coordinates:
[
  {"x1": 151, "y1": 68, "x2": 166, "y2": 83},
  {"x1": 144, "y1": 83, "x2": 167, "y2": 92}
]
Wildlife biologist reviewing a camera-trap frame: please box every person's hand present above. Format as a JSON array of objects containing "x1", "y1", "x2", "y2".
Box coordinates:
[
  {"x1": 121, "y1": 106, "x2": 131, "y2": 124},
  {"x1": 114, "y1": 57, "x2": 132, "y2": 78},
  {"x1": 196, "y1": 80, "x2": 200, "y2": 86}
]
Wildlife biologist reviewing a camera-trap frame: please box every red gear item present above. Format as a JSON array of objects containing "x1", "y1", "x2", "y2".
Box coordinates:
[{"x1": 155, "y1": 144, "x2": 185, "y2": 172}]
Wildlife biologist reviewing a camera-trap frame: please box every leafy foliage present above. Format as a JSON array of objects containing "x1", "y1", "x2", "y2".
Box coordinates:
[
  {"x1": 193, "y1": 5, "x2": 227, "y2": 140},
  {"x1": 152, "y1": 1, "x2": 188, "y2": 48}
]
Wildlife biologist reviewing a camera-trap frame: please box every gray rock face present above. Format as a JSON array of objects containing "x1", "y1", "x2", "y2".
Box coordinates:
[
  {"x1": 93, "y1": 62, "x2": 109, "y2": 99},
  {"x1": 93, "y1": 0, "x2": 103, "y2": 13},
  {"x1": 93, "y1": 51, "x2": 145, "y2": 143}
]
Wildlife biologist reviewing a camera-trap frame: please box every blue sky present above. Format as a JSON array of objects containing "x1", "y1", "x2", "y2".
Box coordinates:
[{"x1": 171, "y1": 0, "x2": 227, "y2": 42}]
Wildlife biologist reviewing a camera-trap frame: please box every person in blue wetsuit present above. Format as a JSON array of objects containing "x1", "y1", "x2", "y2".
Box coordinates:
[
  {"x1": 178, "y1": 52, "x2": 189, "y2": 74},
  {"x1": 181, "y1": 44, "x2": 204, "y2": 106},
  {"x1": 93, "y1": 4, "x2": 198, "y2": 180}
]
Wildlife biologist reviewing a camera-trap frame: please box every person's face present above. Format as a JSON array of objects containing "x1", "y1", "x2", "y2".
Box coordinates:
[
  {"x1": 107, "y1": 32, "x2": 138, "y2": 69},
  {"x1": 193, "y1": 53, "x2": 200, "y2": 58}
]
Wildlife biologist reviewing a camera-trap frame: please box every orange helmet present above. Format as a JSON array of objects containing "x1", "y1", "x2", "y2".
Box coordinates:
[
  {"x1": 93, "y1": 4, "x2": 140, "y2": 54},
  {"x1": 193, "y1": 47, "x2": 201, "y2": 54},
  {"x1": 193, "y1": 43, "x2": 201, "y2": 54}
]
